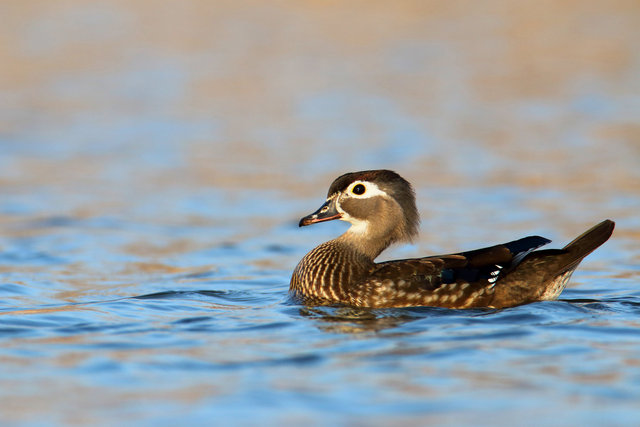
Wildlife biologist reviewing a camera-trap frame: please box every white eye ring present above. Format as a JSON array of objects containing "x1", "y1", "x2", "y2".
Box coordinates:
[{"x1": 346, "y1": 181, "x2": 387, "y2": 199}]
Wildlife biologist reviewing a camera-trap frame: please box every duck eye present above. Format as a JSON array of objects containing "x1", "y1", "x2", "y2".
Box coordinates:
[{"x1": 352, "y1": 184, "x2": 366, "y2": 195}]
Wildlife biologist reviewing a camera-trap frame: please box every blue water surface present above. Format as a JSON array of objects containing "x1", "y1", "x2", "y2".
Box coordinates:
[{"x1": 0, "y1": 192, "x2": 638, "y2": 426}]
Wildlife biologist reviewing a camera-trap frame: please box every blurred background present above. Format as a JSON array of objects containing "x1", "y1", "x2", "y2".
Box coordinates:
[
  {"x1": 1, "y1": 1, "x2": 639, "y2": 425},
  {"x1": 2, "y1": 0, "x2": 638, "y2": 217}
]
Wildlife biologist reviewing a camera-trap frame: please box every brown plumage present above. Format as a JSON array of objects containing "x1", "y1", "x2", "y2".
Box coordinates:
[{"x1": 289, "y1": 169, "x2": 615, "y2": 309}]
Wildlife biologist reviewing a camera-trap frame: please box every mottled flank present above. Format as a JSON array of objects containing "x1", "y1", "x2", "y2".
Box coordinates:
[{"x1": 291, "y1": 170, "x2": 615, "y2": 309}]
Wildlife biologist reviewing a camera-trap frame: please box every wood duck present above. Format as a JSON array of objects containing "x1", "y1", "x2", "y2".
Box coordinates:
[{"x1": 290, "y1": 170, "x2": 614, "y2": 309}]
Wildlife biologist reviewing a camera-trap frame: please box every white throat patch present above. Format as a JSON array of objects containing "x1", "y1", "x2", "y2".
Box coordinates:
[{"x1": 344, "y1": 217, "x2": 369, "y2": 235}]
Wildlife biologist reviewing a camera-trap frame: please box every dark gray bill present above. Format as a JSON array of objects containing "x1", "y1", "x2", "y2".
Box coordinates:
[{"x1": 299, "y1": 197, "x2": 342, "y2": 227}]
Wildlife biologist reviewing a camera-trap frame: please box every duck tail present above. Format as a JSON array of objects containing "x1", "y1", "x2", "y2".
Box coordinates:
[
  {"x1": 490, "y1": 220, "x2": 614, "y2": 308},
  {"x1": 561, "y1": 219, "x2": 615, "y2": 269}
]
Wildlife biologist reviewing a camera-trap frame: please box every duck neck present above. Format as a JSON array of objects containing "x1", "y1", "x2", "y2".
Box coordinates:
[{"x1": 336, "y1": 228, "x2": 394, "y2": 261}]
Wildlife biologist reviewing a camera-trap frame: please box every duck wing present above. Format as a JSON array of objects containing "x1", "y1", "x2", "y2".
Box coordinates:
[{"x1": 357, "y1": 236, "x2": 552, "y2": 308}]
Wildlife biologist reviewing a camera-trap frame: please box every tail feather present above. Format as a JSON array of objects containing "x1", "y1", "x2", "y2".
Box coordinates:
[
  {"x1": 489, "y1": 220, "x2": 614, "y2": 308},
  {"x1": 562, "y1": 219, "x2": 615, "y2": 258},
  {"x1": 552, "y1": 219, "x2": 615, "y2": 275}
]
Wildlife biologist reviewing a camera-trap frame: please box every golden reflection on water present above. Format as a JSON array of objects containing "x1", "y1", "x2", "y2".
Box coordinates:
[{"x1": 1, "y1": 1, "x2": 638, "y2": 197}]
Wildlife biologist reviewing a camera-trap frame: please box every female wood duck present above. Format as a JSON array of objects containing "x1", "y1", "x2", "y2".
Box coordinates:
[{"x1": 290, "y1": 169, "x2": 614, "y2": 309}]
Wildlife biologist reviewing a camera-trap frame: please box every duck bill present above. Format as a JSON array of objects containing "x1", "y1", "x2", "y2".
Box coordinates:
[{"x1": 299, "y1": 197, "x2": 342, "y2": 227}]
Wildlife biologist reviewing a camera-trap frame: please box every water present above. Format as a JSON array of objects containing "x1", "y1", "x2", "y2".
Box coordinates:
[{"x1": 1, "y1": 1, "x2": 640, "y2": 426}]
